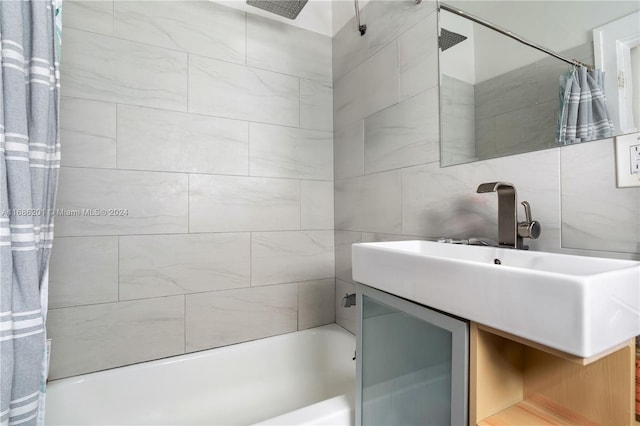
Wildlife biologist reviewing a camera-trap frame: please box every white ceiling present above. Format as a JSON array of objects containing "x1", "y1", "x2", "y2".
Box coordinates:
[{"x1": 213, "y1": 0, "x2": 370, "y2": 37}]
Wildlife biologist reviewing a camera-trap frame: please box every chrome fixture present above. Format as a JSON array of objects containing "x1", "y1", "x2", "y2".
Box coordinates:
[
  {"x1": 354, "y1": 0, "x2": 366, "y2": 36},
  {"x1": 341, "y1": 293, "x2": 356, "y2": 308},
  {"x1": 245, "y1": 0, "x2": 308, "y2": 19},
  {"x1": 439, "y1": 28, "x2": 467, "y2": 51},
  {"x1": 476, "y1": 182, "x2": 541, "y2": 250}
]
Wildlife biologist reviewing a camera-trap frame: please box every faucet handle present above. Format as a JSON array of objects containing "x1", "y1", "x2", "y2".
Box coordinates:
[{"x1": 518, "y1": 201, "x2": 541, "y2": 240}]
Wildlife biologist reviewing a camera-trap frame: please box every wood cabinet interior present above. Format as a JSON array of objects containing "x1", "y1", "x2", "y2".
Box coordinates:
[{"x1": 469, "y1": 322, "x2": 634, "y2": 426}]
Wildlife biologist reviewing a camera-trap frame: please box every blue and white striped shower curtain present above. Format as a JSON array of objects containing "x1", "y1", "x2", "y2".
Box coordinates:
[
  {"x1": 0, "y1": 1, "x2": 61, "y2": 425},
  {"x1": 557, "y1": 66, "x2": 614, "y2": 145}
]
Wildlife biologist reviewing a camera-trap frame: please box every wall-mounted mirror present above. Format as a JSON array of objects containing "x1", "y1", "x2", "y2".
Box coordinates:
[{"x1": 439, "y1": 1, "x2": 640, "y2": 167}]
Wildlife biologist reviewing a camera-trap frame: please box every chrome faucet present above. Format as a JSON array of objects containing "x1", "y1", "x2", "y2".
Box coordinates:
[{"x1": 476, "y1": 182, "x2": 541, "y2": 249}]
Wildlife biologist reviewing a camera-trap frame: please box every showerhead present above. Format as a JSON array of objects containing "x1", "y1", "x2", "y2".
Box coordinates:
[
  {"x1": 246, "y1": 0, "x2": 309, "y2": 19},
  {"x1": 440, "y1": 28, "x2": 467, "y2": 51}
]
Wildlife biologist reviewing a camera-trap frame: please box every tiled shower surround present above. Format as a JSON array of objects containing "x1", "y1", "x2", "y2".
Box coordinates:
[
  {"x1": 48, "y1": 0, "x2": 335, "y2": 379},
  {"x1": 332, "y1": 1, "x2": 640, "y2": 332},
  {"x1": 48, "y1": 0, "x2": 640, "y2": 379}
]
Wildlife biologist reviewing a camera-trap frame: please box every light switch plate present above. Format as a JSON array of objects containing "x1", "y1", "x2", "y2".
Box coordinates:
[{"x1": 614, "y1": 132, "x2": 640, "y2": 188}]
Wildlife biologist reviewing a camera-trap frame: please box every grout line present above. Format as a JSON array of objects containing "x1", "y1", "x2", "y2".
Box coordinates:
[
  {"x1": 117, "y1": 236, "x2": 120, "y2": 301},
  {"x1": 183, "y1": 295, "x2": 187, "y2": 353},
  {"x1": 59, "y1": 164, "x2": 333, "y2": 182}
]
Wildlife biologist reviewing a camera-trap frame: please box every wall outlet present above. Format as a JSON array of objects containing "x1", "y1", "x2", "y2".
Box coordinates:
[{"x1": 615, "y1": 132, "x2": 640, "y2": 187}]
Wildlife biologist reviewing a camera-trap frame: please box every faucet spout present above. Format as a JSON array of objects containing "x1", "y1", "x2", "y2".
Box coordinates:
[{"x1": 476, "y1": 182, "x2": 519, "y2": 248}]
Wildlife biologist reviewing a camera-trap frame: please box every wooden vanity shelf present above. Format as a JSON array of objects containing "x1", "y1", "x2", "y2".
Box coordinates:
[{"x1": 469, "y1": 323, "x2": 635, "y2": 426}]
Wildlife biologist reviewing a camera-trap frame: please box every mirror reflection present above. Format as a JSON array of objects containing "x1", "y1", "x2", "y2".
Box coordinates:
[{"x1": 439, "y1": 1, "x2": 640, "y2": 167}]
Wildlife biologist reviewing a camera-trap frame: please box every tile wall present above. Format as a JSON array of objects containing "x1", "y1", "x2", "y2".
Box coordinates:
[
  {"x1": 333, "y1": 0, "x2": 640, "y2": 332},
  {"x1": 48, "y1": 0, "x2": 335, "y2": 379}
]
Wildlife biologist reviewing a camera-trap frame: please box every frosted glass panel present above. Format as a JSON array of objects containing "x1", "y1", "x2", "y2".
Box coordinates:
[{"x1": 361, "y1": 295, "x2": 453, "y2": 426}]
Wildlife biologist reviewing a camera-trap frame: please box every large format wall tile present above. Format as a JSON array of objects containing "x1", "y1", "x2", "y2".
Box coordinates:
[
  {"x1": 301, "y1": 180, "x2": 334, "y2": 230},
  {"x1": 335, "y1": 171, "x2": 402, "y2": 233},
  {"x1": 119, "y1": 233, "x2": 251, "y2": 300},
  {"x1": 185, "y1": 284, "x2": 297, "y2": 351},
  {"x1": 364, "y1": 87, "x2": 439, "y2": 174},
  {"x1": 117, "y1": 105, "x2": 249, "y2": 175},
  {"x1": 60, "y1": 97, "x2": 116, "y2": 168},
  {"x1": 334, "y1": 230, "x2": 362, "y2": 283},
  {"x1": 189, "y1": 175, "x2": 300, "y2": 232},
  {"x1": 189, "y1": 55, "x2": 299, "y2": 127},
  {"x1": 334, "y1": 41, "x2": 399, "y2": 131},
  {"x1": 298, "y1": 279, "x2": 336, "y2": 330},
  {"x1": 47, "y1": 296, "x2": 185, "y2": 379},
  {"x1": 61, "y1": 29, "x2": 188, "y2": 111},
  {"x1": 49, "y1": 237, "x2": 118, "y2": 308},
  {"x1": 55, "y1": 168, "x2": 188, "y2": 236},
  {"x1": 401, "y1": 149, "x2": 561, "y2": 251},
  {"x1": 398, "y1": 12, "x2": 438, "y2": 101},
  {"x1": 332, "y1": 0, "x2": 437, "y2": 81},
  {"x1": 251, "y1": 231, "x2": 335, "y2": 286},
  {"x1": 334, "y1": 121, "x2": 364, "y2": 180},
  {"x1": 561, "y1": 139, "x2": 640, "y2": 254},
  {"x1": 62, "y1": 0, "x2": 113, "y2": 35},
  {"x1": 114, "y1": 1, "x2": 245, "y2": 64},
  {"x1": 300, "y1": 79, "x2": 333, "y2": 132},
  {"x1": 247, "y1": 14, "x2": 332, "y2": 82},
  {"x1": 249, "y1": 123, "x2": 333, "y2": 180}
]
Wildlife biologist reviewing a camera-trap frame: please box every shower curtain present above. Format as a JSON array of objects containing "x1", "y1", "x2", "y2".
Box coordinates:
[
  {"x1": 0, "y1": 1, "x2": 61, "y2": 425},
  {"x1": 557, "y1": 66, "x2": 614, "y2": 145}
]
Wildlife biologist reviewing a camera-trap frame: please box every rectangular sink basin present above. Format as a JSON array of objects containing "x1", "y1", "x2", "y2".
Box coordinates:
[{"x1": 352, "y1": 240, "x2": 640, "y2": 358}]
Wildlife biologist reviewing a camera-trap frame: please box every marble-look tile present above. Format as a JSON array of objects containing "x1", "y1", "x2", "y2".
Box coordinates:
[
  {"x1": 247, "y1": 14, "x2": 332, "y2": 82},
  {"x1": 117, "y1": 105, "x2": 248, "y2": 175},
  {"x1": 298, "y1": 279, "x2": 336, "y2": 330},
  {"x1": 334, "y1": 121, "x2": 365, "y2": 180},
  {"x1": 189, "y1": 175, "x2": 300, "y2": 232},
  {"x1": 49, "y1": 237, "x2": 118, "y2": 308},
  {"x1": 47, "y1": 296, "x2": 184, "y2": 379},
  {"x1": 301, "y1": 180, "x2": 334, "y2": 230},
  {"x1": 333, "y1": 42, "x2": 399, "y2": 131},
  {"x1": 114, "y1": 1, "x2": 245, "y2": 64},
  {"x1": 335, "y1": 279, "x2": 356, "y2": 334},
  {"x1": 61, "y1": 29, "x2": 188, "y2": 111},
  {"x1": 55, "y1": 167, "x2": 188, "y2": 236},
  {"x1": 474, "y1": 117, "x2": 496, "y2": 161},
  {"x1": 60, "y1": 97, "x2": 116, "y2": 168},
  {"x1": 364, "y1": 87, "x2": 439, "y2": 174},
  {"x1": 185, "y1": 284, "x2": 297, "y2": 351},
  {"x1": 119, "y1": 233, "x2": 250, "y2": 300},
  {"x1": 493, "y1": 101, "x2": 557, "y2": 156},
  {"x1": 62, "y1": 0, "x2": 113, "y2": 35},
  {"x1": 440, "y1": 75, "x2": 476, "y2": 165},
  {"x1": 251, "y1": 231, "x2": 335, "y2": 286},
  {"x1": 300, "y1": 79, "x2": 333, "y2": 132},
  {"x1": 402, "y1": 148, "x2": 561, "y2": 251},
  {"x1": 189, "y1": 55, "x2": 299, "y2": 127},
  {"x1": 335, "y1": 171, "x2": 402, "y2": 234},
  {"x1": 332, "y1": 0, "x2": 437, "y2": 81},
  {"x1": 561, "y1": 139, "x2": 640, "y2": 254},
  {"x1": 249, "y1": 124, "x2": 333, "y2": 180},
  {"x1": 398, "y1": 12, "x2": 438, "y2": 101},
  {"x1": 474, "y1": 65, "x2": 538, "y2": 121},
  {"x1": 335, "y1": 230, "x2": 362, "y2": 283}
]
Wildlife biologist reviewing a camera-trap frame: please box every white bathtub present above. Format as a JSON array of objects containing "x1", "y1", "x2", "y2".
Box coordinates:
[{"x1": 45, "y1": 324, "x2": 356, "y2": 425}]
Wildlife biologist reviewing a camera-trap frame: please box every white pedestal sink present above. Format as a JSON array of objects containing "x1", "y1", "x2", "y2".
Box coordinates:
[{"x1": 352, "y1": 240, "x2": 640, "y2": 358}]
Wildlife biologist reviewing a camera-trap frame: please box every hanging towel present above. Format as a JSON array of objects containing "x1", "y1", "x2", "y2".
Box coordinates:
[{"x1": 557, "y1": 66, "x2": 614, "y2": 145}]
